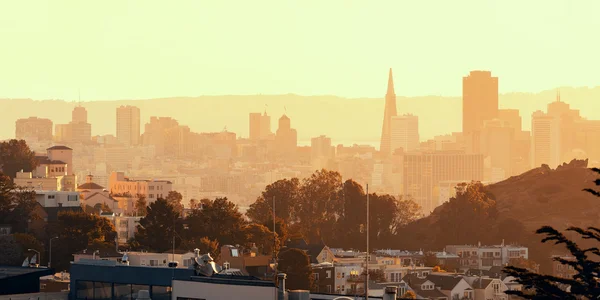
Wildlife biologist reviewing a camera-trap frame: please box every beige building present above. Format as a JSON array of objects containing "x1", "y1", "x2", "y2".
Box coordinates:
[
  {"x1": 116, "y1": 105, "x2": 141, "y2": 146},
  {"x1": 108, "y1": 171, "x2": 172, "y2": 201},
  {"x1": 390, "y1": 114, "x2": 419, "y2": 154},
  {"x1": 531, "y1": 110, "x2": 561, "y2": 169},
  {"x1": 14, "y1": 145, "x2": 77, "y2": 191},
  {"x1": 15, "y1": 117, "x2": 53, "y2": 141}
]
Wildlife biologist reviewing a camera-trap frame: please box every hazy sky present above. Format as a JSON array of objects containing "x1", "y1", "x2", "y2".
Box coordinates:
[{"x1": 1, "y1": 1, "x2": 599, "y2": 101}]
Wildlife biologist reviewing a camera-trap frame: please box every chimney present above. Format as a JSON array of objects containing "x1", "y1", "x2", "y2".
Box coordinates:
[
  {"x1": 383, "y1": 286, "x2": 397, "y2": 300},
  {"x1": 86, "y1": 174, "x2": 93, "y2": 184},
  {"x1": 277, "y1": 273, "x2": 288, "y2": 300}
]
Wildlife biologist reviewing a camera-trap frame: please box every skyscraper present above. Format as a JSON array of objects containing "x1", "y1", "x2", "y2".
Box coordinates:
[
  {"x1": 70, "y1": 106, "x2": 91, "y2": 143},
  {"x1": 116, "y1": 105, "x2": 141, "y2": 146},
  {"x1": 390, "y1": 114, "x2": 419, "y2": 154},
  {"x1": 248, "y1": 111, "x2": 272, "y2": 140},
  {"x1": 462, "y1": 71, "x2": 499, "y2": 134},
  {"x1": 531, "y1": 110, "x2": 560, "y2": 168},
  {"x1": 275, "y1": 114, "x2": 298, "y2": 158},
  {"x1": 379, "y1": 68, "x2": 398, "y2": 156}
]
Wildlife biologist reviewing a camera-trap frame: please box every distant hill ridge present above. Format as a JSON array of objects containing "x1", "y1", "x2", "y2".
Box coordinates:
[{"x1": 2, "y1": 86, "x2": 600, "y2": 143}]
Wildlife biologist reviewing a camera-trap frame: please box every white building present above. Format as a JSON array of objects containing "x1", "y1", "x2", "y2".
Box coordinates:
[
  {"x1": 333, "y1": 264, "x2": 364, "y2": 295},
  {"x1": 390, "y1": 114, "x2": 419, "y2": 154},
  {"x1": 172, "y1": 276, "x2": 278, "y2": 300},
  {"x1": 35, "y1": 190, "x2": 80, "y2": 207},
  {"x1": 531, "y1": 110, "x2": 561, "y2": 169},
  {"x1": 101, "y1": 214, "x2": 141, "y2": 244}
]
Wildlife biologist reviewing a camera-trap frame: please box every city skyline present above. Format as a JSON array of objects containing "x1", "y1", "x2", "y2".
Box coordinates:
[{"x1": 2, "y1": 1, "x2": 600, "y2": 100}]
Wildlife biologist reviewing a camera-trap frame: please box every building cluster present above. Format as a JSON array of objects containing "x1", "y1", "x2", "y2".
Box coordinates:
[{"x1": 11, "y1": 69, "x2": 600, "y2": 218}]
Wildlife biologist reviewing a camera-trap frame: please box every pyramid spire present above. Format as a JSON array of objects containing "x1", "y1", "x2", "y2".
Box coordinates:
[
  {"x1": 387, "y1": 68, "x2": 395, "y2": 95},
  {"x1": 557, "y1": 89, "x2": 561, "y2": 102}
]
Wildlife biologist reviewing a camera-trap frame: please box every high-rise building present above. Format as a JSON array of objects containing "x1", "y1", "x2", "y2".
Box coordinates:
[
  {"x1": 311, "y1": 135, "x2": 333, "y2": 169},
  {"x1": 72, "y1": 106, "x2": 88, "y2": 124},
  {"x1": 379, "y1": 68, "x2": 398, "y2": 156},
  {"x1": 249, "y1": 111, "x2": 272, "y2": 140},
  {"x1": 481, "y1": 119, "x2": 514, "y2": 180},
  {"x1": 497, "y1": 109, "x2": 522, "y2": 133},
  {"x1": 403, "y1": 151, "x2": 484, "y2": 215},
  {"x1": 70, "y1": 106, "x2": 92, "y2": 143},
  {"x1": 547, "y1": 91, "x2": 581, "y2": 161},
  {"x1": 462, "y1": 71, "x2": 499, "y2": 134},
  {"x1": 116, "y1": 106, "x2": 141, "y2": 146},
  {"x1": 15, "y1": 117, "x2": 53, "y2": 141},
  {"x1": 275, "y1": 114, "x2": 297, "y2": 157},
  {"x1": 390, "y1": 114, "x2": 419, "y2": 154},
  {"x1": 531, "y1": 110, "x2": 560, "y2": 169}
]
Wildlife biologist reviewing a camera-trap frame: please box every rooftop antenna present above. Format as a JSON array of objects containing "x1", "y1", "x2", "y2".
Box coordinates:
[{"x1": 78, "y1": 89, "x2": 81, "y2": 106}]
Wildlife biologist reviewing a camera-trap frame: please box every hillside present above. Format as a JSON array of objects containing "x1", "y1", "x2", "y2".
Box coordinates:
[{"x1": 486, "y1": 159, "x2": 600, "y2": 232}]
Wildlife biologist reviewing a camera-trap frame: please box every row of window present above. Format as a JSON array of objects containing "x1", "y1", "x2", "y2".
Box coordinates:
[{"x1": 76, "y1": 281, "x2": 170, "y2": 300}]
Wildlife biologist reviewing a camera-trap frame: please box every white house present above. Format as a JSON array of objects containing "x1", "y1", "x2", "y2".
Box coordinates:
[
  {"x1": 35, "y1": 190, "x2": 80, "y2": 207},
  {"x1": 423, "y1": 274, "x2": 474, "y2": 300}
]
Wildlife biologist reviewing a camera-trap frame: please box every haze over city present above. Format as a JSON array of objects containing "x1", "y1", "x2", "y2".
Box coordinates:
[{"x1": 1, "y1": 2, "x2": 600, "y2": 300}]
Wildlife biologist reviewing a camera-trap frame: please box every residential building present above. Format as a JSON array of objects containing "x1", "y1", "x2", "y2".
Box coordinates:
[
  {"x1": 15, "y1": 117, "x2": 53, "y2": 142},
  {"x1": 380, "y1": 68, "x2": 398, "y2": 156},
  {"x1": 446, "y1": 243, "x2": 528, "y2": 271},
  {"x1": 531, "y1": 110, "x2": 561, "y2": 168},
  {"x1": 462, "y1": 70, "x2": 499, "y2": 134},
  {"x1": 465, "y1": 277, "x2": 508, "y2": 300},
  {"x1": 108, "y1": 171, "x2": 172, "y2": 201},
  {"x1": 334, "y1": 264, "x2": 364, "y2": 295},
  {"x1": 34, "y1": 190, "x2": 80, "y2": 208},
  {"x1": 390, "y1": 114, "x2": 419, "y2": 154},
  {"x1": 217, "y1": 245, "x2": 274, "y2": 279},
  {"x1": 551, "y1": 255, "x2": 577, "y2": 279},
  {"x1": 116, "y1": 105, "x2": 141, "y2": 146},
  {"x1": 312, "y1": 262, "x2": 335, "y2": 294}
]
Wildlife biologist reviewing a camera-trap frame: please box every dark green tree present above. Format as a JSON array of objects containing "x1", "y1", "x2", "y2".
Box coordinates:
[
  {"x1": 185, "y1": 198, "x2": 247, "y2": 247},
  {"x1": 0, "y1": 235, "x2": 22, "y2": 265},
  {"x1": 48, "y1": 211, "x2": 117, "y2": 271},
  {"x1": 135, "y1": 194, "x2": 147, "y2": 216},
  {"x1": 278, "y1": 248, "x2": 313, "y2": 290},
  {"x1": 13, "y1": 233, "x2": 45, "y2": 266},
  {"x1": 135, "y1": 198, "x2": 183, "y2": 252},
  {"x1": 504, "y1": 167, "x2": 600, "y2": 299},
  {"x1": 0, "y1": 140, "x2": 38, "y2": 179},
  {"x1": 0, "y1": 173, "x2": 39, "y2": 233},
  {"x1": 243, "y1": 223, "x2": 280, "y2": 256},
  {"x1": 246, "y1": 178, "x2": 300, "y2": 224},
  {"x1": 296, "y1": 169, "x2": 343, "y2": 243},
  {"x1": 165, "y1": 191, "x2": 184, "y2": 215}
]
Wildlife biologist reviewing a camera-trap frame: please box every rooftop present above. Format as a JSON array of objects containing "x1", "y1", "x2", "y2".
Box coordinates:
[
  {"x1": 77, "y1": 182, "x2": 105, "y2": 190},
  {"x1": 0, "y1": 266, "x2": 54, "y2": 280},
  {"x1": 47, "y1": 145, "x2": 72, "y2": 150}
]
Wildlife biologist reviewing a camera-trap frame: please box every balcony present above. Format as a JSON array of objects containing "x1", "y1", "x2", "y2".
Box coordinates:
[{"x1": 346, "y1": 275, "x2": 365, "y2": 283}]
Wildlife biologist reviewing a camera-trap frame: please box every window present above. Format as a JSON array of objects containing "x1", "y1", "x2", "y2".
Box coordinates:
[
  {"x1": 313, "y1": 273, "x2": 319, "y2": 281},
  {"x1": 40, "y1": 283, "x2": 47, "y2": 290},
  {"x1": 149, "y1": 259, "x2": 159, "y2": 266},
  {"x1": 141, "y1": 259, "x2": 147, "y2": 266},
  {"x1": 341, "y1": 285, "x2": 345, "y2": 292},
  {"x1": 94, "y1": 282, "x2": 111, "y2": 300},
  {"x1": 114, "y1": 283, "x2": 131, "y2": 300},
  {"x1": 152, "y1": 286, "x2": 171, "y2": 300},
  {"x1": 48, "y1": 195, "x2": 55, "y2": 199},
  {"x1": 132, "y1": 285, "x2": 150, "y2": 300},
  {"x1": 326, "y1": 285, "x2": 331, "y2": 293},
  {"x1": 342, "y1": 272, "x2": 345, "y2": 278},
  {"x1": 326, "y1": 270, "x2": 331, "y2": 278}
]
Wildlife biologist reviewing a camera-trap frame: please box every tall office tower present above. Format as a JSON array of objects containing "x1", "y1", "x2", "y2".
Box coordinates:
[
  {"x1": 70, "y1": 106, "x2": 92, "y2": 143},
  {"x1": 390, "y1": 114, "x2": 419, "y2": 154},
  {"x1": 462, "y1": 71, "x2": 499, "y2": 134},
  {"x1": 531, "y1": 110, "x2": 561, "y2": 169},
  {"x1": 260, "y1": 111, "x2": 271, "y2": 138},
  {"x1": 547, "y1": 91, "x2": 581, "y2": 161},
  {"x1": 116, "y1": 105, "x2": 141, "y2": 146},
  {"x1": 497, "y1": 109, "x2": 522, "y2": 133},
  {"x1": 379, "y1": 68, "x2": 398, "y2": 156},
  {"x1": 481, "y1": 119, "x2": 514, "y2": 180},
  {"x1": 275, "y1": 114, "x2": 298, "y2": 156},
  {"x1": 248, "y1": 111, "x2": 272, "y2": 140},
  {"x1": 403, "y1": 151, "x2": 484, "y2": 215},
  {"x1": 72, "y1": 106, "x2": 88, "y2": 124},
  {"x1": 311, "y1": 135, "x2": 334, "y2": 169},
  {"x1": 249, "y1": 113, "x2": 262, "y2": 140},
  {"x1": 15, "y1": 117, "x2": 53, "y2": 141}
]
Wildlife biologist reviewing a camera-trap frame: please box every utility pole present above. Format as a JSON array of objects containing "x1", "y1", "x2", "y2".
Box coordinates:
[
  {"x1": 365, "y1": 183, "x2": 369, "y2": 300},
  {"x1": 273, "y1": 195, "x2": 277, "y2": 275}
]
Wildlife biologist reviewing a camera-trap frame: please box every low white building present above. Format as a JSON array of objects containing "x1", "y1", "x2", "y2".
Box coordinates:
[
  {"x1": 35, "y1": 190, "x2": 80, "y2": 207},
  {"x1": 172, "y1": 276, "x2": 278, "y2": 300},
  {"x1": 124, "y1": 251, "x2": 197, "y2": 268}
]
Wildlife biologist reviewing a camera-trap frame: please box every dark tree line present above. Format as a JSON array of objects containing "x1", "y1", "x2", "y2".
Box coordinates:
[
  {"x1": 246, "y1": 169, "x2": 422, "y2": 250},
  {"x1": 503, "y1": 167, "x2": 600, "y2": 299}
]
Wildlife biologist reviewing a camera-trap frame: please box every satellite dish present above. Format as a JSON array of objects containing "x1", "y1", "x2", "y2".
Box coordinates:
[
  {"x1": 22, "y1": 257, "x2": 30, "y2": 267},
  {"x1": 30, "y1": 254, "x2": 37, "y2": 265}
]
